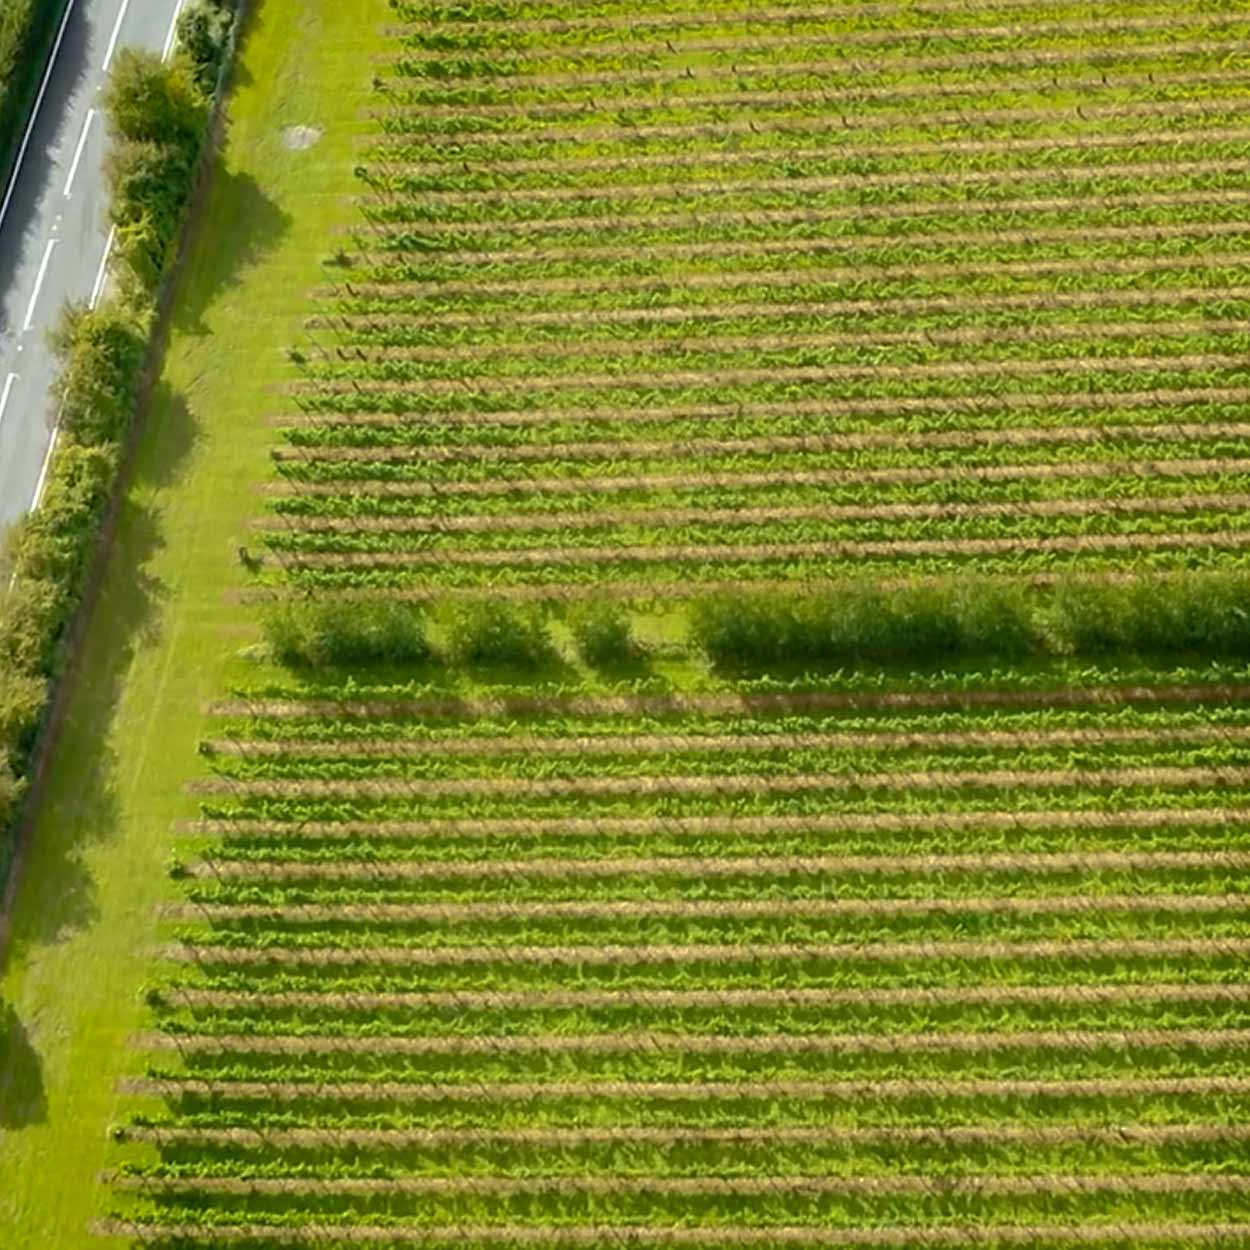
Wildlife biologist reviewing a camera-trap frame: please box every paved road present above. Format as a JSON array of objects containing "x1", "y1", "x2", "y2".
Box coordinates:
[{"x1": 0, "y1": 0, "x2": 186, "y2": 531}]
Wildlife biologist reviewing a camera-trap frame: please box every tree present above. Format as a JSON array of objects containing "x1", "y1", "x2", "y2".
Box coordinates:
[{"x1": 103, "y1": 48, "x2": 206, "y2": 151}]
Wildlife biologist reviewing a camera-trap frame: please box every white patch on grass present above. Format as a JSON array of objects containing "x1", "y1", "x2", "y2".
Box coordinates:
[{"x1": 281, "y1": 124, "x2": 322, "y2": 151}]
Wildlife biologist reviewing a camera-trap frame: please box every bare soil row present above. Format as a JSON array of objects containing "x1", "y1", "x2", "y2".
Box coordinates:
[
  {"x1": 158, "y1": 935, "x2": 1250, "y2": 969},
  {"x1": 386, "y1": 37, "x2": 1244, "y2": 93},
  {"x1": 186, "y1": 805, "x2": 1250, "y2": 843},
  {"x1": 372, "y1": 97, "x2": 1250, "y2": 156},
  {"x1": 260, "y1": 492, "x2": 1250, "y2": 540},
  {"x1": 388, "y1": 14, "x2": 1198, "y2": 70},
  {"x1": 279, "y1": 424, "x2": 1250, "y2": 464},
  {"x1": 183, "y1": 851, "x2": 1250, "y2": 885},
  {"x1": 382, "y1": 127, "x2": 1250, "y2": 180},
  {"x1": 347, "y1": 317, "x2": 1250, "y2": 363},
  {"x1": 272, "y1": 455, "x2": 1249, "y2": 499},
  {"x1": 117, "y1": 1072, "x2": 1250, "y2": 1103},
  {"x1": 281, "y1": 528, "x2": 1250, "y2": 570},
  {"x1": 162, "y1": 981, "x2": 1250, "y2": 1015},
  {"x1": 108, "y1": 1170, "x2": 1250, "y2": 1198},
  {"x1": 279, "y1": 383, "x2": 1250, "y2": 427},
  {"x1": 93, "y1": 1218, "x2": 1250, "y2": 1245},
  {"x1": 372, "y1": 157, "x2": 1239, "y2": 208},
  {"x1": 136, "y1": 1024, "x2": 1250, "y2": 1058},
  {"x1": 202, "y1": 720, "x2": 1250, "y2": 759},
  {"x1": 120, "y1": 1119, "x2": 1250, "y2": 1150},
  {"x1": 207, "y1": 686, "x2": 1250, "y2": 724},
  {"x1": 387, "y1": 67, "x2": 1241, "y2": 123}
]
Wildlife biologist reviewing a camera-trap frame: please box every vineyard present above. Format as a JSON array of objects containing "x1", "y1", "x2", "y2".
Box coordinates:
[
  {"x1": 95, "y1": 0, "x2": 1250, "y2": 1245},
  {"x1": 257, "y1": 0, "x2": 1250, "y2": 595}
]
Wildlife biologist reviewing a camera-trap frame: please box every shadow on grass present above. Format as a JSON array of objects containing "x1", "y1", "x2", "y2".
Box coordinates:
[
  {"x1": 583, "y1": 651, "x2": 667, "y2": 684},
  {"x1": 0, "y1": 1000, "x2": 47, "y2": 1128},
  {"x1": 1, "y1": 13, "x2": 296, "y2": 957},
  {"x1": 1, "y1": 494, "x2": 168, "y2": 963},
  {"x1": 132, "y1": 381, "x2": 199, "y2": 491},
  {"x1": 172, "y1": 165, "x2": 293, "y2": 339}
]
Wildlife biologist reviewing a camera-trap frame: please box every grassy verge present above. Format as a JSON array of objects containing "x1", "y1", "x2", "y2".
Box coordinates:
[{"x1": 0, "y1": 0, "x2": 380, "y2": 1243}]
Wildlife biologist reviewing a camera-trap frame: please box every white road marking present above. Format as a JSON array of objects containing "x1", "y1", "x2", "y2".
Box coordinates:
[
  {"x1": 103, "y1": 0, "x2": 133, "y2": 72},
  {"x1": 0, "y1": 374, "x2": 18, "y2": 429},
  {"x1": 162, "y1": 0, "x2": 188, "y2": 62},
  {"x1": 30, "y1": 426, "x2": 60, "y2": 512},
  {"x1": 22, "y1": 238, "x2": 59, "y2": 332},
  {"x1": 0, "y1": 0, "x2": 78, "y2": 236},
  {"x1": 90, "y1": 227, "x2": 116, "y2": 309},
  {"x1": 63, "y1": 108, "x2": 96, "y2": 197}
]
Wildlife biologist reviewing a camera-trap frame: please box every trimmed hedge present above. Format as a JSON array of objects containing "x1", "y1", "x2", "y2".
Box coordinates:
[
  {"x1": 262, "y1": 575, "x2": 1250, "y2": 674},
  {"x1": 690, "y1": 575, "x2": 1250, "y2": 670},
  {"x1": 440, "y1": 598, "x2": 555, "y2": 670},
  {"x1": 567, "y1": 602, "x2": 646, "y2": 669},
  {"x1": 264, "y1": 598, "x2": 430, "y2": 668},
  {"x1": 0, "y1": 4, "x2": 243, "y2": 880}
]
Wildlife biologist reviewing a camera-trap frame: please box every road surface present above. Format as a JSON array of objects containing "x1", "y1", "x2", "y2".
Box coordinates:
[{"x1": 0, "y1": 0, "x2": 186, "y2": 531}]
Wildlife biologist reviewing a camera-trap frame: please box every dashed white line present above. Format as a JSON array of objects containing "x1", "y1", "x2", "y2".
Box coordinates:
[
  {"x1": 30, "y1": 427, "x2": 60, "y2": 512},
  {"x1": 162, "y1": 0, "x2": 188, "y2": 62},
  {"x1": 63, "y1": 108, "x2": 96, "y2": 197},
  {"x1": 103, "y1": 0, "x2": 133, "y2": 72},
  {"x1": 22, "y1": 238, "x2": 59, "y2": 332},
  {"x1": 90, "y1": 227, "x2": 116, "y2": 309},
  {"x1": 0, "y1": 374, "x2": 18, "y2": 429}
]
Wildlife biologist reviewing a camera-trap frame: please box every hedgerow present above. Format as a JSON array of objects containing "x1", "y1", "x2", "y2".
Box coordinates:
[
  {"x1": 0, "y1": 9, "x2": 244, "y2": 879},
  {"x1": 691, "y1": 575, "x2": 1250, "y2": 670}
]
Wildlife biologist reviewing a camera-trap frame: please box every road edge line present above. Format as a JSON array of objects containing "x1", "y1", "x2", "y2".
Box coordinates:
[{"x1": 0, "y1": 0, "x2": 79, "y2": 238}]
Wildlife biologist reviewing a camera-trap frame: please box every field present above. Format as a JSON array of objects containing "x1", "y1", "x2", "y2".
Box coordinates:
[
  {"x1": 4, "y1": 0, "x2": 1250, "y2": 1245},
  {"x1": 263, "y1": 0, "x2": 1250, "y2": 596}
]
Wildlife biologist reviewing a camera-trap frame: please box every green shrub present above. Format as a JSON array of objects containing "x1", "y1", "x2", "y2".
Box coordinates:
[
  {"x1": 104, "y1": 138, "x2": 198, "y2": 285},
  {"x1": 263, "y1": 598, "x2": 430, "y2": 668},
  {"x1": 0, "y1": 671, "x2": 46, "y2": 765},
  {"x1": 103, "y1": 48, "x2": 206, "y2": 150},
  {"x1": 1050, "y1": 573, "x2": 1250, "y2": 656},
  {"x1": 102, "y1": 50, "x2": 208, "y2": 295},
  {"x1": 441, "y1": 598, "x2": 554, "y2": 669},
  {"x1": 11, "y1": 445, "x2": 116, "y2": 584},
  {"x1": 691, "y1": 580, "x2": 1038, "y2": 669},
  {"x1": 692, "y1": 575, "x2": 1250, "y2": 670},
  {"x1": 177, "y1": 0, "x2": 234, "y2": 96},
  {"x1": 0, "y1": 579, "x2": 61, "y2": 676},
  {"x1": 49, "y1": 303, "x2": 147, "y2": 444},
  {"x1": 568, "y1": 603, "x2": 644, "y2": 668}
]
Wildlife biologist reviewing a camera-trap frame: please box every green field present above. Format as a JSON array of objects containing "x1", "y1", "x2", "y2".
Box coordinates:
[{"x1": 3, "y1": 0, "x2": 1250, "y2": 1246}]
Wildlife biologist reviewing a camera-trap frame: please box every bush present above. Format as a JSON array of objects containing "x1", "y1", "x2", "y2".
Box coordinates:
[
  {"x1": 1049, "y1": 573, "x2": 1250, "y2": 656},
  {"x1": 568, "y1": 603, "x2": 644, "y2": 668},
  {"x1": 102, "y1": 50, "x2": 208, "y2": 294},
  {"x1": 263, "y1": 598, "x2": 430, "y2": 668},
  {"x1": 690, "y1": 579, "x2": 1039, "y2": 670},
  {"x1": 49, "y1": 302, "x2": 147, "y2": 444},
  {"x1": 103, "y1": 48, "x2": 206, "y2": 150},
  {"x1": 0, "y1": 671, "x2": 46, "y2": 765},
  {"x1": 10, "y1": 445, "x2": 117, "y2": 584},
  {"x1": 691, "y1": 575, "x2": 1250, "y2": 670},
  {"x1": 177, "y1": 0, "x2": 235, "y2": 96},
  {"x1": 441, "y1": 598, "x2": 554, "y2": 669},
  {"x1": 0, "y1": 578, "x2": 61, "y2": 676}
]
